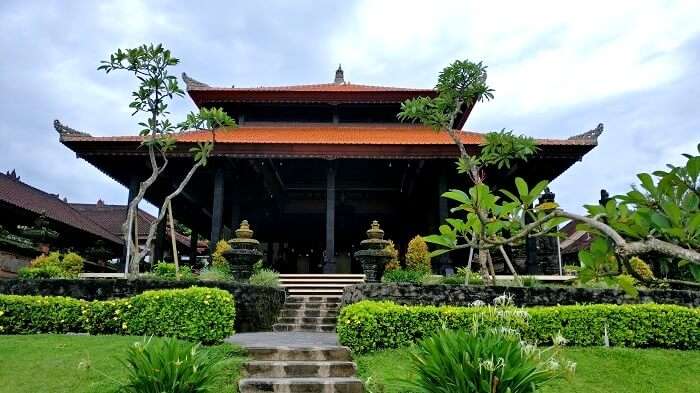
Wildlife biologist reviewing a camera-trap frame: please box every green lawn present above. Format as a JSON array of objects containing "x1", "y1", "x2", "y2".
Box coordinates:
[
  {"x1": 0, "y1": 335, "x2": 246, "y2": 393},
  {"x1": 356, "y1": 346, "x2": 700, "y2": 393}
]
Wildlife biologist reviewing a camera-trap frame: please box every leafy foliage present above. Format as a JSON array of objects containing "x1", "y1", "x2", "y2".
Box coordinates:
[
  {"x1": 197, "y1": 266, "x2": 232, "y2": 281},
  {"x1": 383, "y1": 240, "x2": 400, "y2": 271},
  {"x1": 405, "y1": 235, "x2": 431, "y2": 274},
  {"x1": 382, "y1": 268, "x2": 427, "y2": 284},
  {"x1": 404, "y1": 329, "x2": 572, "y2": 393},
  {"x1": 211, "y1": 240, "x2": 232, "y2": 272},
  {"x1": 0, "y1": 294, "x2": 84, "y2": 334},
  {"x1": 151, "y1": 262, "x2": 194, "y2": 280},
  {"x1": 20, "y1": 251, "x2": 84, "y2": 278},
  {"x1": 119, "y1": 336, "x2": 227, "y2": 393},
  {"x1": 337, "y1": 301, "x2": 700, "y2": 353},
  {"x1": 248, "y1": 269, "x2": 280, "y2": 287}
]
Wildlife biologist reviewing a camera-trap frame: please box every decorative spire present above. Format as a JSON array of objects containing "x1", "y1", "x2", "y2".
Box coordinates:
[
  {"x1": 568, "y1": 123, "x2": 604, "y2": 141},
  {"x1": 334, "y1": 64, "x2": 344, "y2": 84},
  {"x1": 5, "y1": 169, "x2": 19, "y2": 181},
  {"x1": 53, "y1": 119, "x2": 91, "y2": 137},
  {"x1": 181, "y1": 72, "x2": 210, "y2": 89}
]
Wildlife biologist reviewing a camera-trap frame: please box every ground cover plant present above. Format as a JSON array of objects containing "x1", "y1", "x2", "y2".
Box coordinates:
[
  {"x1": 356, "y1": 346, "x2": 700, "y2": 393},
  {"x1": 0, "y1": 335, "x2": 246, "y2": 393},
  {"x1": 0, "y1": 286, "x2": 235, "y2": 343}
]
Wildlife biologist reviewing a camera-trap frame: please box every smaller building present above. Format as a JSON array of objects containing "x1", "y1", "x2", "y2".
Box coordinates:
[{"x1": 0, "y1": 170, "x2": 196, "y2": 277}]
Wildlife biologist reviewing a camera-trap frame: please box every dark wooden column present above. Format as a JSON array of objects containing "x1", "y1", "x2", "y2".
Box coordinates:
[
  {"x1": 525, "y1": 204, "x2": 538, "y2": 274},
  {"x1": 122, "y1": 176, "x2": 140, "y2": 263},
  {"x1": 437, "y1": 173, "x2": 452, "y2": 274},
  {"x1": 230, "y1": 189, "x2": 241, "y2": 229},
  {"x1": 189, "y1": 231, "x2": 198, "y2": 267},
  {"x1": 323, "y1": 163, "x2": 336, "y2": 273},
  {"x1": 210, "y1": 167, "x2": 225, "y2": 253}
]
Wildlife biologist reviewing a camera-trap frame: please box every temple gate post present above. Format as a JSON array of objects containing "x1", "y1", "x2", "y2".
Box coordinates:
[
  {"x1": 210, "y1": 167, "x2": 225, "y2": 253},
  {"x1": 323, "y1": 163, "x2": 336, "y2": 273}
]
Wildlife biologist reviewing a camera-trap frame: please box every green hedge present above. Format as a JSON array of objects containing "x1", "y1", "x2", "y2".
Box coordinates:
[
  {"x1": 0, "y1": 287, "x2": 235, "y2": 344},
  {"x1": 338, "y1": 301, "x2": 700, "y2": 353}
]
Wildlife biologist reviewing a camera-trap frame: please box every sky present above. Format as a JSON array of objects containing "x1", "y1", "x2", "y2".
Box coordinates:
[{"x1": 0, "y1": 0, "x2": 699, "y2": 215}]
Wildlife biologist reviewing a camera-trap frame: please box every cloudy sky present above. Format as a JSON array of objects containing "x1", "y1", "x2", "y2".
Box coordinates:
[{"x1": 1, "y1": 0, "x2": 699, "y2": 214}]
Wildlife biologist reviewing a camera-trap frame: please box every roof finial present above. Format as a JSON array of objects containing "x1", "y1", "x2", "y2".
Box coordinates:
[
  {"x1": 182, "y1": 72, "x2": 210, "y2": 89},
  {"x1": 334, "y1": 64, "x2": 344, "y2": 84},
  {"x1": 568, "y1": 123, "x2": 604, "y2": 142},
  {"x1": 53, "y1": 119, "x2": 91, "y2": 137}
]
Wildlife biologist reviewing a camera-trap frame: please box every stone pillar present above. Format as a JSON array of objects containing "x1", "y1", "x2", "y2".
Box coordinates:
[
  {"x1": 122, "y1": 176, "x2": 140, "y2": 263},
  {"x1": 210, "y1": 167, "x2": 225, "y2": 253},
  {"x1": 324, "y1": 164, "x2": 336, "y2": 273}
]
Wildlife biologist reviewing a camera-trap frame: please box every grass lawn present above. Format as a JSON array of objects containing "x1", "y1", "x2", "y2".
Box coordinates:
[
  {"x1": 356, "y1": 346, "x2": 700, "y2": 393},
  {"x1": 0, "y1": 335, "x2": 246, "y2": 393}
]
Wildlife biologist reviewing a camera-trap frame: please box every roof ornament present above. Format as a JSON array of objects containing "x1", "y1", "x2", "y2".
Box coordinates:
[
  {"x1": 568, "y1": 123, "x2": 604, "y2": 141},
  {"x1": 334, "y1": 64, "x2": 345, "y2": 84},
  {"x1": 53, "y1": 119, "x2": 91, "y2": 137},
  {"x1": 5, "y1": 169, "x2": 20, "y2": 181},
  {"x1": 181, "y1": 72, "x2": 210, "y2": 89}
]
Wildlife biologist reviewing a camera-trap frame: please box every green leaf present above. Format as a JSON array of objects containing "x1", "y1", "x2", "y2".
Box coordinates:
[
  {"x1": 515, "y1": 177, "x2": 528, "y2": 200},
  {"x1": 442, "y1": 190, "x2": 470, "y2": 204},
  {"x1": 650, "y1": 213, "x2": 671, "y2": 229}
]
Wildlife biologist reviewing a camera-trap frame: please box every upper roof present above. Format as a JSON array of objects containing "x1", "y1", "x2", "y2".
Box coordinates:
[{"x1": 0, "y1": 172, "x2": 123, "y2": 245}]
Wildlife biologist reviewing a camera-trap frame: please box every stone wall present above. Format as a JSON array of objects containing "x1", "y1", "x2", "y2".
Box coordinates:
[
  {"x1": 0, "y1": 278, "x2": 286, "y2": 332},
  {"x1": 342, "y1": 283, "x2": 700, "y2": 308}
]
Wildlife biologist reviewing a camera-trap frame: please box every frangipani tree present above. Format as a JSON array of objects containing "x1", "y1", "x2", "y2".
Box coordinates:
[
  {"x1": 400, "y1": 59, "x2": 700, "y2": 289},
  {"x1": 98, "y1": 44, "x2": 236, "y2": 276}
]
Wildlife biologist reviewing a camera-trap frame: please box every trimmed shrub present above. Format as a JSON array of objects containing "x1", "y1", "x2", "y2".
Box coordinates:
[
  {"x1": 337, "y1": 300, "x2": 700, "y2": 353},
  {"x1": 0, "y1": 294, "x2": 84, "y2": 334},
  {"x1": 0, "y1": 287, "x2": 236, "y2": 344},
  {"x1": 384, "y1": 240, "x2": 400, "y2": 271},
  {"x1": 382, "y1": 268, "x2": 426, "y2": 283},
  {"x1": 249, "y1": 269, "x2": 280, "y2": 287},
  {"x1": 17, "y1": 265, "x2": 65, "y2": 279},
  {"x1": 21, "y1": 251, "x2": 84, "y2": 278},
  {"x1": 211, "y1": 240, "x2": 232, "y2": 271},
  {"x1": 151, "y1": 262, "x2": 194, "y2": 280},
  {"x1": 198, "y1": 266, "x2": 232, "y2": 281},
  {"x1": 123, "y1": 287, "x2": 235, "y2": 344},
  {"x1": 405, "y1": 235, "x2": 431, "y2": 274}
]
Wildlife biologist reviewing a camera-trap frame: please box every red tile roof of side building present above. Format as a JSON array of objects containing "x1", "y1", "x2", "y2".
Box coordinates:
[{"x1": 0, "y1": 172, "x2": 123, "y2": 245}]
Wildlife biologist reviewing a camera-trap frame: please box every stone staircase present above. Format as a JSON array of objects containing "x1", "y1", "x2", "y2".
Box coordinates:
[
  {"x1": 273, "y1": 296, "x2": 340, "y2": 333},
  {"x1": 279, "y1": 274, "x2": 365, "y2": 297},
  {"x1": 238, "y1": 346, "x2": 363, "y2": 392}
]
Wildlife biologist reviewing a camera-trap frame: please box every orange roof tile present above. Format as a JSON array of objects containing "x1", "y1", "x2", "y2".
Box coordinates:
[
  {"x1": 60, "y1": 124, "x2": 597, "y2": 146},
  {"x1": 199, "y1": 83, "x2": 433, "y2": 93}
]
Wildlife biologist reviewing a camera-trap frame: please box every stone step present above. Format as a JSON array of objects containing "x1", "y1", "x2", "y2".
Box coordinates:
[
  {"x1": 277, "y1": 316, "x2": 338, "y2": 325},
  {"x1": 279, "y1": 274, "x2": 366, "y2": 279},
  {"x1": 244, "y1": 361, "x2": 357, "y2": 378},
  {"x1": 239, "y1": 377, "x2": 363, "y2": 393},
  {"x1": 283, "y1": 302, "x2": 340, "y2": 311},
  {"x1": 286, "y1": 296, "x2": 342, "y2": 303},
  {"x1": 279, "y1": 309, "x2": 338, "y2": 318},
  {"x1": 246, "y1": 346, "x2": 352, "y2": 362},
  {"x1": 273, "y1": 323, "x2": 336, "y2": 333},
  {"x1": 286, "y1": 285, "x2": 344, "y2": 296}
]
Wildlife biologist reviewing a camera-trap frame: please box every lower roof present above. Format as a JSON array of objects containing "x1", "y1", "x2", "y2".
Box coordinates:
[{"x1": 57, "y1": 122, "x2": 601, "y2": 160}]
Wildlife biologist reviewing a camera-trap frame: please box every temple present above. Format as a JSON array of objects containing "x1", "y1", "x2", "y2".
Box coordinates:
[{"x1": 57, "y1": 66, "x2": 601, "y2": 274}]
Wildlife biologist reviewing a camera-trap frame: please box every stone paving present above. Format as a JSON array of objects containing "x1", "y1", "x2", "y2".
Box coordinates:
[{"x1": 226, "y1": 331, "x2": 340, "y2": 348}]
